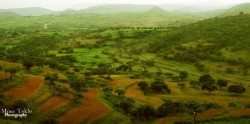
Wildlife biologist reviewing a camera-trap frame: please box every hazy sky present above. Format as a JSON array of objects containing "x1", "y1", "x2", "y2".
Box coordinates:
[{"x1": 0, "y1": 0, "x2": 249, "y2": 10}]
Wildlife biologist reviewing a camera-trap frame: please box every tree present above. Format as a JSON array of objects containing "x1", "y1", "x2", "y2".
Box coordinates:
[
  {"x1": 185, "y1": 100, "x2": 205, "y2": 124},
  {"x1": 151, "y1": 80, "x2": 171, "y2": 94},
  {"x1": 199, "y1": 74, "x2": 214, "y2": 84},
  {"x1": 11, "y1": 99, "x2": 27, "y2": 110},
  {"x1": 202, "y1": 84, "x2": 218, "y2": 93},
  {"x1": 23, "y1": 60, "x2": 34, "y2": 70},
  {"x1": 199, "y1": 74, "x2": 217, "y2": 93},
  {"x1": 115, "y1": 89, "x2": 125, "y2": 96},
  {"x1": 217, "y1": 79, "x2": 228, "y2": 89},
  {"x1": 137, "y1": 81, "x2": 148, "y2": 91},
  {"x1": 179, "y1": 71, "x2": 188, "y2": 80},
  {"x1": 44, "y1": 73, "x2": 58, "y2": 86},
  {"x1": 228, "y1": 85, "x2": 246, "y2": 95},
  {"x1": 4, "y1": 66, "x2": 20, "y2": 80}
]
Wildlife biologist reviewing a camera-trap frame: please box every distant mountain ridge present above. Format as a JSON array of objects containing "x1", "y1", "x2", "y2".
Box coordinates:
[
  {"x1": 0, "y1": 7, "x2": 56, "y2": 16},
  {"x1": 0, "y1": 3, "x2": 249, "y2": 17},
  {"x1": 77, "y1": 4, "x2": 155, "y2": 14},
  {"x1": 0, "y1": 12, "x2": 20, "y2": 17}
]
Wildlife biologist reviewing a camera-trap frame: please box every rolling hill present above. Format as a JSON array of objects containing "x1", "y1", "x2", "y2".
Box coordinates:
[
  {"x1": 77, "y1": 4, "x2": 155, "y2": 14},
  {"x1": 144, "y1": 14, "x2": 250, "y2": 63},
  {"x1": 0, "y1": 12, "x2": 20, "y2": 17},
  {"x1": 0, "y1": 7, "x2": 56, "y2": 16}
]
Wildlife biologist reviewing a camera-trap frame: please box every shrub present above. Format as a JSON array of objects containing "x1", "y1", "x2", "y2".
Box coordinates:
[{"x1": 11, "y1": 99, "x2": 27, "y2": 109}]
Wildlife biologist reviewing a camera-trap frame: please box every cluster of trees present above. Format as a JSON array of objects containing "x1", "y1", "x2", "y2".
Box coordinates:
[
  {"x1": 189, "y1": 74, "x2": 246, "y2": 95},
  {"x1": 103, "y1": 85, "x2": 220, "y2": 122},
  {"x1": 137, "y1": 79, "x2": 171, "y2": 95}
]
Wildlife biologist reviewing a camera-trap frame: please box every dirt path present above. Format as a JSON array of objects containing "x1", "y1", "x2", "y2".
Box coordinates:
[
  {"x1": 60, "y1": 89, "x2": 109, "y2": 124},
  {"x1": 4, "y1": 75, "x2": 44, "y2": 101}
]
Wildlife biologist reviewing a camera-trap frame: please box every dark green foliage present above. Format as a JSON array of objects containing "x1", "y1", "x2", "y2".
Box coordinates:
[
  {"x1": 22, "y1": 60, "x2": 34, "y2": 70},
  {"x1": 217, "y1": 79, "x2": 228, "y2": 89},
  {"x1": 199, "y1": 74, "x2": 217, "y2": 93},
  {"x1": 137, "y1": 81, "x2": 148, "y2": 91},
  {"x1": 44, "y1": 73, "x2": 58, "y2": 86},
  {"x1": 11, "y1": 99, "x2": 27, "y2": 110},
  {"x1": 115, "y1": 89, "x2": 125, "y2": 96},
  {"x1": 132, "y1": 104, "x2": 156, "y2": 120},
  {"x1": 72, "y1": 91, "x2": 83, "y2": 104},
  {"x1": 4, "y1": 66, "x2": 20, "y2": 80},
  {"x1": 157, "y1": 100, "x2": 185, "y2": 117},
  {"x1": 179, "y1": 71, "x2": 188, "y2": 80},
  {"x1": 228, "y1": 85, "x2": 246, "y2": 95},
  {"x1": 40, "y1": 117, "x2": 59, "y2": 124},
  {"x1": 151, "y1": 80, "x2": 171, "y2": 94}
]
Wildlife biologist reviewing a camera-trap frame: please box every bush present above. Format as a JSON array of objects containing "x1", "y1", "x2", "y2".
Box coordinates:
[
  {"x1": 40, "y1": 117, "x2": 59, "y2": 124},
  {"x1": 177, "y1": 82, "x2": 186, "y2": 87},
  {"x1": 228, "y1": 102, "x2": 238, "y2": 108},
  {"x1": 11, "y1": 99, "x2": 27, "y2": 109}
]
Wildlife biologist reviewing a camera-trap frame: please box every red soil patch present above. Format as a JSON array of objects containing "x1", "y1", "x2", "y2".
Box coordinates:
[
  {"x1": 0, "y1": 72, "x2": 10, "y2": 79},
  {"x1": 125, "y1": 84, "x2": 163, "y2": 108},
  {"x1": 0, "y1": 61, "x2": 24, "y2": 68},
  {"x1": 40, "y1": 96, "x2": 69, "y2": 113},
  {"x1": 109, "y1": 76, "x2": 140, "y2": 89},
  {"x1": 197, "y1": 109, "x2": 226, "y2": 120},
  {"x1": 157, "y1": 116, "x2": 181, "y2": 124},
  {"x1": 4, "y1": 75, "x2": 44, "y2": 101},
  {"x1": 35, "y1": 92, "x2": 51, "y2": 103},
  {"x1": 221, "y1": 108, "x2": 250, "y2": 118},
  {"x1": 42, "y1": 69, "x2": 66, "y2": 79},
  {"x1": 60, "y1": 89, "x2": 109, "y2": 124}
]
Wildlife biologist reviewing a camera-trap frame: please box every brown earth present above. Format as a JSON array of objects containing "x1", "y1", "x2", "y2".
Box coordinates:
[
  {"x1": 0, "y1": 72, "x2": 10, "y2": 79},
  {"x1": 4, "y1": 75, "x2": 44, "y2": 101},
  {"x1": 0, "y1": 61, "x2": 24, "y2": 68},
  {"x1": 35, "y1": 92, "x2": 51, "y2": 103},
  {"x1": 220, "y1": 108, "x2": 250, "y2": 118},
  {"x1": 60, "y1": 89, "x2": 109, "y2": 124},
  {"x1": 157, "y1": 116, "x2": 181, "y2": 124},
  {"x1": 40, "y1": 96, "x2": 69, "y2": 113},
  {"x1": 125, "y1": 84, "x2": 163, "y2": 108},
  {"x1": 109, "y1": 75, "x2": 141, "y2": 89}
]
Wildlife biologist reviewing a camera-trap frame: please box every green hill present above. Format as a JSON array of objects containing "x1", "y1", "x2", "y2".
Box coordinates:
[
  {"x1": 146, "y1": 6, "x2": 168, "y2": 14},
  {"x1": 193, "y1": 3, "x2": 250, "y2": 18},
  {"x1": 145, "y1": 14, "x2": 250, "y2": 64},
  {"x1": 0, "y1": 7, "x2": 56, "y2": 16},
  {"x1": 0, "y1": 12, "x2": 20, "y2": 17},
  {"x1": 223, "y1": 3, "x2": 250, "y2": 15}
]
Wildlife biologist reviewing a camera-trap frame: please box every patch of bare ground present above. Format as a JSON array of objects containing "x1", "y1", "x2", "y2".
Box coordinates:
[
  {"x1": 109, "y1": 75, "x2": 141, "y2": 89},
  {"x1": 4, "y1": 75, "x2": 44, "y2": 101},
  {"x1": 157, "y1": 116, "x2": 181, "y2": 124},
  {"x1": 40, "y1": 96, "x2": 69, "y2": 113},
  {"x1": 125, "y1": 84, "x2": 163, "y2": 108},
  {"x1": 60, "y1": 89, "x2": 109, "y2": 124},
  {"x1": 0, "y1": 61, "x2": 24, "y2": 68},
  {"x1": 0, "y1": 72, "x2": 10, "y2": 79}
]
